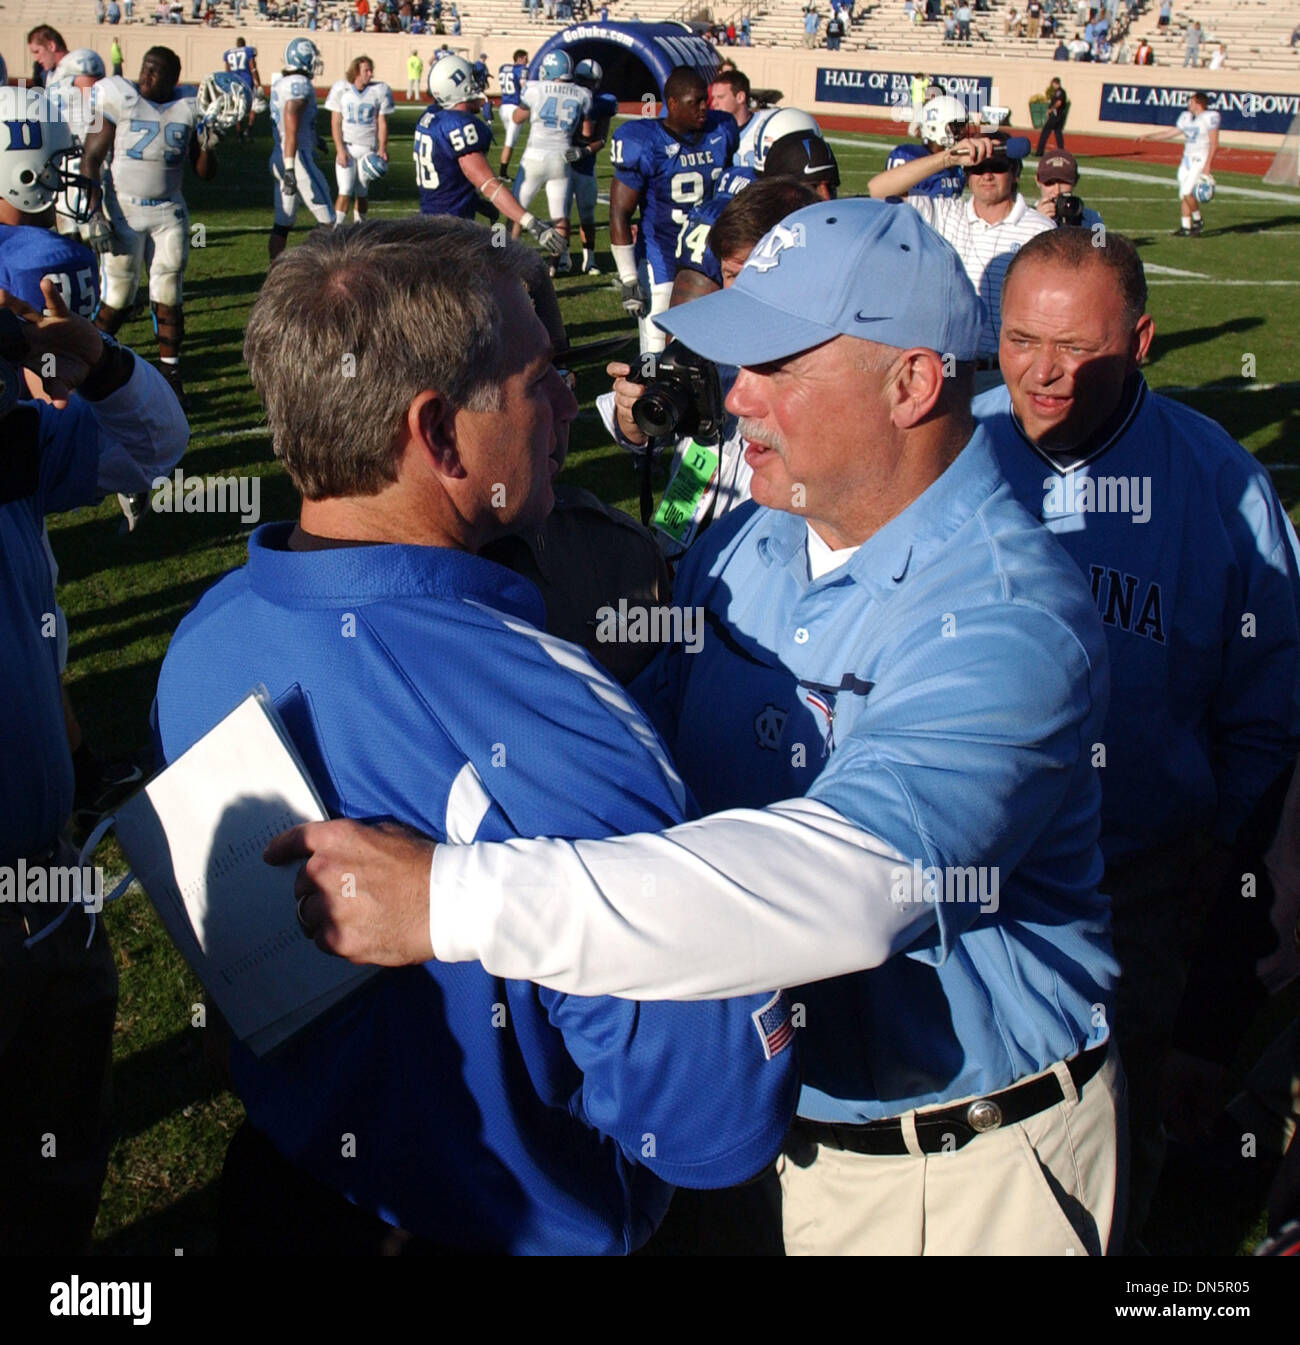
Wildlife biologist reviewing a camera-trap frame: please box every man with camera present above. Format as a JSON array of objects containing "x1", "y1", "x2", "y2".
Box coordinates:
[
  {"x1": 1033, "y1": 149, "x2": 1102, "y2": 228},
  {"x1": 270, "y1": 200, "x2": 1124, "y2": 1256},
  {"x1": 0, "y1": 274, "x2": 187, "y2": 1255},
  {"x1": 868, "y1": 128, "x2": 1053, "y2": 379},
  {"x1": 603, "y1": 173, "x2": 823, "y2": 558}
]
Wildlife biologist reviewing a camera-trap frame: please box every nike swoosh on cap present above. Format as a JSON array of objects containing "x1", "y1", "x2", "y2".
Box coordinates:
[{"x1": 854, "y1": 312, "x2": 890, "y2": 323}]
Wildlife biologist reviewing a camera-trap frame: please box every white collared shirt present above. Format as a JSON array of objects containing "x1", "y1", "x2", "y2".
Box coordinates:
[{"x1": 905, "y1": 192, "x2": 1055, "y2": 356}]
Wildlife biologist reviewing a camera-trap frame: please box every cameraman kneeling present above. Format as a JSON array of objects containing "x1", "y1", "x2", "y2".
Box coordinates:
[
  {"x1": 0, "y1": 280, "x2": 187, "y2": 1254},
  {"x1": 1034, "y1": 150, "x2": 1103, "y2": 229}
]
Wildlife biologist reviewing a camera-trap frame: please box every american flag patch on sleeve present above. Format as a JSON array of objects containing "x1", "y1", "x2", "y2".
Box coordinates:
[{"x1": 751, "y1": 990, "x2": 795, "y2": 1061}]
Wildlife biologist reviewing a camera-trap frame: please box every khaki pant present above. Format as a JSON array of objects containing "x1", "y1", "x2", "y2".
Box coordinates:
[{"x1": 779, "y1": 1048, "x2": 1126, "y2": 1255}]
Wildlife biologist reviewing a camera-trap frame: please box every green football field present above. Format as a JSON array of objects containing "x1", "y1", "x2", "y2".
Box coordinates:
[{"x1": 49, "y1": 107, "x2": 1300, "y2": 1254}]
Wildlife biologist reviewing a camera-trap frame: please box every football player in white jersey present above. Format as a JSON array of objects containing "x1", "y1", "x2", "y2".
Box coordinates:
[
  {"x1": 268, "y1": 37, "x2": 334, "y2": 263},
  {"x1": 26, "y1": 26, "x2": 105, "y2": 239},
  {"x1": 512, "y1": 50, "x2": 593, "y2": 276},
  {"x1": 325, "y1": 56, "x2": 394, "y2": 226},
  {"x1": 1141, "y1": 91, "x2": 1220, "y2": 236},
  {"x1": 79, "y1": 46, "x2": 218, "y2": 403}
]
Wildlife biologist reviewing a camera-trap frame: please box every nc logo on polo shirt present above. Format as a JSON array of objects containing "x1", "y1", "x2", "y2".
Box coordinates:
[{"x1": 744, "y1": 222, "x2": 806, "y2": 274}]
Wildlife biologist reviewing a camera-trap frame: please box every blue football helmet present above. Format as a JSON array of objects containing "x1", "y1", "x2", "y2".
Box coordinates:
[
  {"x1": 198, "y1": 71, "x2": 252, "y2": 131},
  {"x1": 1194, "y1": 174, "x2": 1215, "y2": 203},
  {"x1": 283, "y1": 37, "x2": 323, "y2": 77},
  {"x1": 539, "y1": 50, "x2": 573, "y2": 80}
]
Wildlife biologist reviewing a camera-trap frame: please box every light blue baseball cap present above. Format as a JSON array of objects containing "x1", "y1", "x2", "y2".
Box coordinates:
[{"x1": 655, "y1": 198, "x2": 984, "y2": 365}]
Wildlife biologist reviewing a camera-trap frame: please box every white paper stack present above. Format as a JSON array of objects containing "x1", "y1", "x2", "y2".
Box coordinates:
[{"x1": 114, "y1": 689, "x2": 374, "y2": 1056}]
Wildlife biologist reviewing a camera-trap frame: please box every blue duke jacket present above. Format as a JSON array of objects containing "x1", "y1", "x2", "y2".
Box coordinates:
[{"x1": 153, "y1": 523, "x2": 796, "y2": 1254}]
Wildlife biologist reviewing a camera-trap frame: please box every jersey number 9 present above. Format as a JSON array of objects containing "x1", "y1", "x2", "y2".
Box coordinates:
[{"x1": 669, "y1": 171, "x2": 704, "y2": 229}]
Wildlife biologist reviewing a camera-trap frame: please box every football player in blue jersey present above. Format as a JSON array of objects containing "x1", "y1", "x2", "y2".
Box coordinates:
[
  {"x1": 672, "y1": 130, "x2": 839, "y2": 307},
  {"x1": 222, "y1": 36, "x2": 261, "y2": 142},
  {"x1": 0, "y1": 87, "x2": 99, "y2": 323},
  {"x1": 563, "y1": 58, "x2": 618, "y2": 275},
  {"x1": 609, "y1": 66, "x2": 739, "y2": 354},
  {"x1": 413, "y1": 56, "x2": 562, "y2": 256},
  {"x1": 884, "y1": 93, "x2": 969, "y2": 200},
  {"x1": 496, "y1": 47, "x2": 529, "y2": 179}
]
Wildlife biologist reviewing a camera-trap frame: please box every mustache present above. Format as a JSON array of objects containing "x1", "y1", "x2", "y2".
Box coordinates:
[{"x1": 736, "y1": 418, "x2": 789, "y2": 454}]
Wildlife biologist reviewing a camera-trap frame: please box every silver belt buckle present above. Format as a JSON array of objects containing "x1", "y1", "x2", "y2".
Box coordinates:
[{"x1": 966, "y1": 1098, "x2": 1003, "y2": 1133}]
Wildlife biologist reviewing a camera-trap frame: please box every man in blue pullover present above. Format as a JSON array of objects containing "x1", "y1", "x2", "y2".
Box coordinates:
[{"x1": 153, "y1": 216, "x2": 796, "y2": 1254}]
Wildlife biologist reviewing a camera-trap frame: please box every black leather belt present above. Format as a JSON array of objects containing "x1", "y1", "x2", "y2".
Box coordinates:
[{"x1": 793, "y1": 1044, "x2": 1108, "y2": 1157}]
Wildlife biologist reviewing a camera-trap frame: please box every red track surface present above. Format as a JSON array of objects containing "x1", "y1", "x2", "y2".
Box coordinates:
[{"x1": 612, "y1": 103, "x2": 1277, "y2": 176}]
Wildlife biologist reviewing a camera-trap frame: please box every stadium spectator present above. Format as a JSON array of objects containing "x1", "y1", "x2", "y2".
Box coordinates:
[
  {"x1": 803, "y1": 7, "x2": 821, "y2": 46},
  {"x1": 162, "y1": 217, "x2": 797, "y2": 1256},
  {"x1": 1054, "y1": 37, "x2": 1069, "y2": 58},
  {"x1": 106, "y1": 0, "x2": 121, "y2": 22},
  {"x1": 272, "y1": 198, "x2": 1126, "y2": 1258},
  {"x1": 956, "y1": 1, "x2": 972, "y2": 39},
  {"x1": 1036, "y1": 76, "x2": 1069, "y2": 154},
  {"x1": 825, "y1": 10, "x2": 845, "y2": 48},
  {"x1": 976, "y1": 227, "x2": 1300, "y2": 1243},
  {"x1": 110, "y1": 37, "x2": 123, "y2": 76},
  {"x1": 1026, "y1": 0, "x2": 1042, "y2": 37},
  {"x1": 1135, "y1": 36, "x2": 1153, "y2": 63},
  {"x1": 1209, "y1": 43, "x2": 1227, "y2": 70},
  {"x1": 1184, "y1": 20, "x2": 1202, "y2": 66},
  {"x1": 0, "y1": 245, "x2": 187, "y2": 1256},
  {"x1": 868, "y1": 131, "x2": 1053, "y2": 371},
  {"x1": 1158, "y1": 0, "x2": 1170, "y2": 25},
  {"x1": 406, "y1": 48, "x2": 422, "y2": 99},
  {"x1": 1292, "y1": 21, "x2": 1300, "y2": 48},
  {"x1": 1068, "y1": 30, "x2": 1091, "y2": 58}
]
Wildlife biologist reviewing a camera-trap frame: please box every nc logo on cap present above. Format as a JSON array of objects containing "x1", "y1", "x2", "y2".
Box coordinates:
[{"x1": 744, "y1": 222, "x2": 806, "y2": 275}]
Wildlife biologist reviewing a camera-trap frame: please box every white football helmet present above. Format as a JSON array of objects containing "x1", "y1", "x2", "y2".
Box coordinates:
[
  {"x1": 283, "y1": 37, "x2": 324, "y2": 77},
  {"x1": 752, "y1": 109, "x2": 821, "y2": 174},
  {"x1": 0, "y1": 88, "x2": 91, "y2": 220},
  {"x1": 1194, "y1": 173, "x2": 1215, "y2": 203},
  {"x1": 251, "y1": 91, "x2": 269, "y2": 115},
  {"x1": 539, "y1": 50, "x2": 573, "y2": 80},
  {"x1": 574, "y1": 58, "x2": 603, "y2": 87},
  {"x1": 427, "y1": 55, "x2": 483, "y2": 108},
  {"x1": 197, "y1": 72, "x2": 252, "y2": 133},
  {"x1": 358, "y1": 152, "x2": 388, "y2": 185},
  {"x1": 920, "y1": 94, "x2": 972, "y2": 149}
]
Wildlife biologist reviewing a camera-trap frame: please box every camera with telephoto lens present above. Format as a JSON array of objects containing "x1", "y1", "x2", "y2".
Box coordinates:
[
  {"x1": 1052, "y1": 193, "x2": 1085, "y2": 227},
  {"x1": 631, "y1": 345, "x2": 726, "y2": 444}
]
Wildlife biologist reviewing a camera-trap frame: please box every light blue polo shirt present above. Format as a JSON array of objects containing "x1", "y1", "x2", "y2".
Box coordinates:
[{"x1": 633, "y1": 431, "x2": 1118, "y2": 1121}]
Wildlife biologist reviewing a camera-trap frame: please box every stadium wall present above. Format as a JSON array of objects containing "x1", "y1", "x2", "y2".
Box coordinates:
[{"x1": 1, "y1": 25, "x2": 1290, "y2": 150}]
